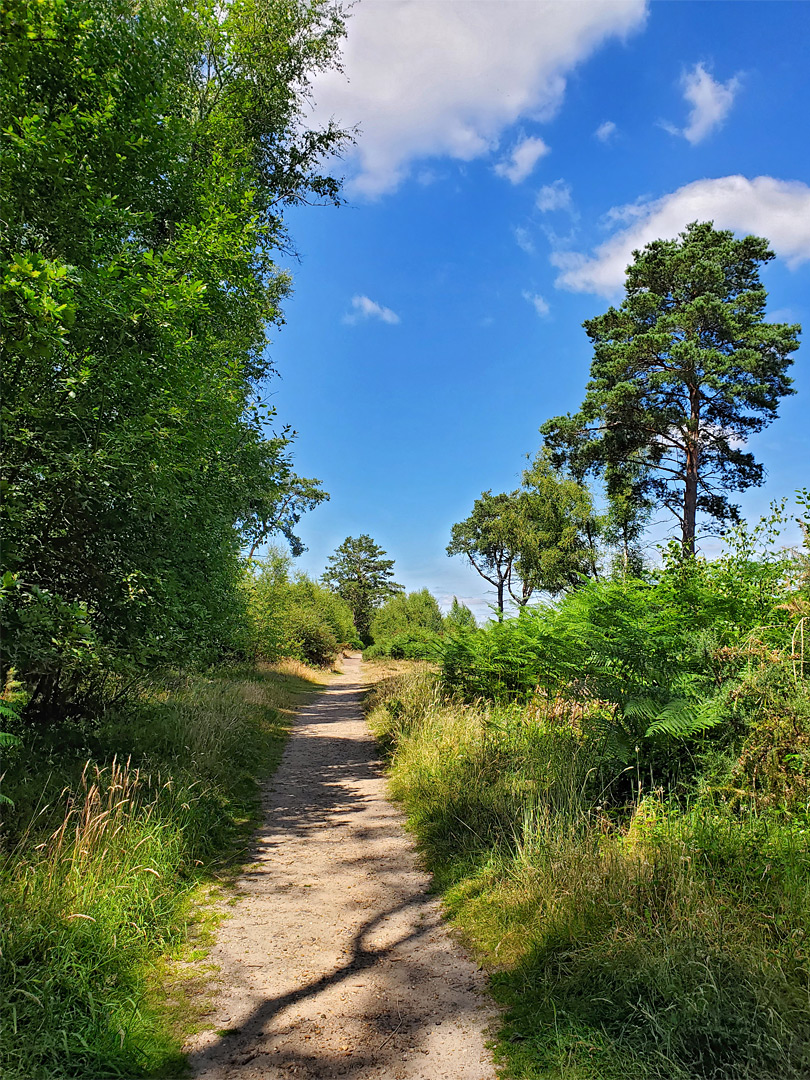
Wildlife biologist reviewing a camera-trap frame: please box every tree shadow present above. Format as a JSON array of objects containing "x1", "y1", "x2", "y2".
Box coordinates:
[{"x1": 186, "y1": 660, "x2": 493, "y2": 1078}]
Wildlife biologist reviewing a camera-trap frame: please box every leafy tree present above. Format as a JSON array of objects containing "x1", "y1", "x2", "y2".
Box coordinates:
[
  {"x1": 0, "y1": 0, "x2": 348, "y2": 712},
  {"x1": 322, "y1": 535, "x2": 403, "y2": 641},
  {"x1": 243, "y1": 459, "x2": 328, "y2": 560},
  {"x1": 519, "y1": 450, "x2": 602, "y2": 596},
  {"x1": 447, "y1": 473, "x2": 599, "y2": 617},
  {"x1": 444, "y1": 597, "x2": 477, "y2": 632},
  {"x1": 242, "y1": 548, "x2": 357, "y2": 665},
  {"x1": 370, "y1": 589, "x2": 444, "y2": 641},
  {"x1": 601, "y1": 453, "x2": 654, "y2": 576},
  {"x1": 447, "y1": 491, "x2": 524, "y2": 618},
  {"x1": 366, "y1": 589, "x2": 444, "y2": 659},
  {"x1": 542, "y1": 222, "x2": 800, "y2": 555}
]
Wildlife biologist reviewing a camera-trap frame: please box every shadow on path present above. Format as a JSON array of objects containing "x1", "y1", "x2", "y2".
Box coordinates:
[{"x1": 186, "y1": 658, "x2": 495, "y2": 1080}]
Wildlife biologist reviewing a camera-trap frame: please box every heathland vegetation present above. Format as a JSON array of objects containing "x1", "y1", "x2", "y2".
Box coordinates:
[
  {"x1": 369, "y1": 507, "x2": 810, "y2": 1078},
  {"x1": 2, "y1": 2, "x2": 808, "y2": 1079},
  {"x1": 370, "y1": 224, "x2": 810, "y2": 1078}
]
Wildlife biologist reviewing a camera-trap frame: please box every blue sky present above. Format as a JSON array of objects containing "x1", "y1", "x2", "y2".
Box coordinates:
[{"x1": 266, "y1": 0, "x2": 810, "y2": 620}]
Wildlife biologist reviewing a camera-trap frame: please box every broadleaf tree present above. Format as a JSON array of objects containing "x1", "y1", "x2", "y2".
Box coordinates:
[
  {"x1": 0, "y1": 0, "x2": 349, "y2": 714},
  {"x1": 447, "y1": 472, "x2": 599, "y2": 618},
  {"x1": 542, "y1": 222, "x2": 801, "y2": 556},
  {"x1": 447, "y1": 492, "x2": 521, "y2": 619},
  {"x1": 322, "y1": 535, "x2": 403, "y2": 642}
]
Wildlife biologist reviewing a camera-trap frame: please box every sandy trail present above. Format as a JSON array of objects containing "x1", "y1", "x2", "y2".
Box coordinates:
[{"x1": 186, "y1": 655, "x2": 497, "y2": 1079}]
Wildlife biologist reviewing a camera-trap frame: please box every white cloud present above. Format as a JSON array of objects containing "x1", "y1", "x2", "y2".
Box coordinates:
[
  {"x1": 595, "y1": 119, "x2": 617, "y2": 142},
  {"x1": 513, "y1": 226, "x2": 536, "y2": 254},
  {"x1": 523, "y1": 290, "x2": 550, "y2": 317},
  {"x1": 667, "y1": 63, "x2": 741, "y2": 144},
  {"x1": 310, "y1": 1, "x2": 648, "y2": 197},
  {"x1": 536, "y1": 179, "x2": 572, "y2": 213},
  {"x1": 552, "y1": 175, "x2": 810, "y2": 296},
  {"x1": 343, "y1": 294, "x2": 401, "y2": 325},
  {"x1": 495, "y1": 135, "x2": 550, "y2": 184}
]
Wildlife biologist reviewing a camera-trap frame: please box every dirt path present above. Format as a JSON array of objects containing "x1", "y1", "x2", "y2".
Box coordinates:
[{"x1": 185, "y1": 656, "x2": 497, "y2": 1079}]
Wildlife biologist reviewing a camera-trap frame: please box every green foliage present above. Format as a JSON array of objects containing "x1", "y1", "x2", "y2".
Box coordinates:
[
  {"x1": 242, "y1": 548, "x2": 358, "y2": 666},
  {"x1": 447, "y1": 490, "x2": 526, "y2": 617},
  {"x1": 542, "y1": 221, "x2": 801, "y2": 554},
  {"x1": 0, "y1": 661, "x2": 325, "y2": 1079},
  {"x1": 440, "y1": 508, "x2": 802, "y2": 788},
  {"x1": 365, "y1": 588, "x2": 444, "y2": 659},
  {"x1": 0, "y1": 0, "x2": 347, "y2": 716},
  {"x1": 444, "y1": 596, "x2": 477, "y2": 633},
  {"x1": 447, "y1": 471, "x2": 600, "y2": 618},
  {"x1": 0, "y1": 700, "x2": 22, "y2": 805},
  {"x1": 322, "y1": 534, "x2": 403, "y2": 642},
  {"x1": 520, "y1": 448, "x2": 602, "y2": 594},
  {"x1": 368, "y1": 671, "x2": 810, "y2": 1080}
]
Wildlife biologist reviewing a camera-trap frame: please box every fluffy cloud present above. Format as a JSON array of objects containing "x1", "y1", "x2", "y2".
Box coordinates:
[
  {"x1": 666, "y1": 63, "x2": 740, "y2": 144},
  {"x1": 343, "y1": 295, "x2": 401, "y2": 325},
  {"x1": 495, "y1": 135, "x2": 550, "y2": 184},
  {"x1": 536, "y1": 179, "x2": 573, "y2": 213},
  {"x1": 523, "y1": 290, "x2": 550, "y2": 317},
  {"x1": 595, "y1": 119, "x2": 617, "y2": 142},
  {"x1": 311, "y1": 1, "x2": 648, "y2": 197},
  {"x1": 552, "y1": 175, "x2": 810, "y2": 296}
]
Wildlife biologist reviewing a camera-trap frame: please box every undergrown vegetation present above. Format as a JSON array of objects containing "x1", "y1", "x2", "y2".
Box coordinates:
[
  {"x1": 363, "y1": 590, "x2": 476, "y2": 660},
  {"x1": 0, "y1": 659, "x2": 327, "y2": 1080},
  {"x1": 366, "y1": 508, "x2": 810, "y2": 1080}
]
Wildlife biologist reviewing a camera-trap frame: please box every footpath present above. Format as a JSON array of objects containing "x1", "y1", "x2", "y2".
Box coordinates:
[{"x1": 186, "y1": 654, "x2": 497, "y2": 1080}]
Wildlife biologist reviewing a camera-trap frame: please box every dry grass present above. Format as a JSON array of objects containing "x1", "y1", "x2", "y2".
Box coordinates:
[{"x1": 361, "y1": 657, "x2": 437, "y2": 684}]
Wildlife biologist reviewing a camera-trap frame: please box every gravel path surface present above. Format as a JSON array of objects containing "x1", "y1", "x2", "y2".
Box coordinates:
[{"x1": 186, "y1": 655, "x2": 497, "y2": 1079}]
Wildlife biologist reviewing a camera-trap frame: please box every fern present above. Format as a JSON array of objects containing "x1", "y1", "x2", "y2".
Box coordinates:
[
  {"x1": 0, "y1": 700, "x2": 22, "y2": 805},
  {"x1": 642, "y1": 698, "x2": 725, "y2": 740}
]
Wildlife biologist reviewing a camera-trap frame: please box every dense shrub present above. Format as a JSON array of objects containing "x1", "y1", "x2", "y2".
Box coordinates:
[
  {"x1": 243, "y1": 549, "x2": 359, "y2": 666},
  {"x1": 438, "y1": 519, "x2": 805, "y2": 792},
  {"x1": 365, "y1": 588, "x2": 474, "y2": 660}
]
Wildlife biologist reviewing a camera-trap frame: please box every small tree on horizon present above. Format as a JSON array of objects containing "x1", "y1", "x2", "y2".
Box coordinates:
[
  {"x1": 444, "y1": 597, "x2": 477, "y2": 632},
  {"x1": 322, "y1": 534, "x2": 402, "y2": 641},
  {"x1": 447, "y1": 468, "x2": 600, "y2": 618}
]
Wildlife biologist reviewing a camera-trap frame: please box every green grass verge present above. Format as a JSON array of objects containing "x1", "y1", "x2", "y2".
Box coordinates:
[
  {"x1": 366, "y1": 669, "x2": 810, "y2": 1080},
  {"x1": 0, "y1": 659, "x2": 329, "y2": 1079}
]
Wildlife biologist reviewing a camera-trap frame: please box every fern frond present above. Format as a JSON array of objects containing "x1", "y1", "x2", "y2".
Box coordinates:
[
  {"x1": 624, "y1": 697, "x2": 662, "y2": 723},
  {"x1": 644, "y1": 698, "x2": 725, "y2": 740}
]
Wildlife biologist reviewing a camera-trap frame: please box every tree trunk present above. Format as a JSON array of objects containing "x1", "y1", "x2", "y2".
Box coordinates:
[
  {"x1": 682, "y1": 384, "x2": 700, "y2": 557},
  {"x1": 496, "y1": 578, "x2": 504, "y2": 620}
]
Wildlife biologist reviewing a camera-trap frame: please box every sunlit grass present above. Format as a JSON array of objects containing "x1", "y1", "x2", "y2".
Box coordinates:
[
  {"x1": 368, "y1": 669, "x2": 810, "y2": 1080},
  {"x1": 0, "y1": 660, "x2": 328, "y2": 1079}
]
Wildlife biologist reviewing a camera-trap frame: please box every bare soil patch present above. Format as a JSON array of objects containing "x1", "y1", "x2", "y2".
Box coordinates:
[{"x1": 185, "y1": 655, "x2": 497, "y2": 1079}]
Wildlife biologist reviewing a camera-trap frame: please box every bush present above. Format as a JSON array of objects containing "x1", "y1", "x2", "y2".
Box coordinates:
[
  {"x1": 437, "y1": 527, "x2": 806, "y2": 792},
  {"x1": 242, "y1": 549, "x2": 358, "y2": 666},
  {"x1": 365, "y1": 589, "x2": 444, "y2": 659}
]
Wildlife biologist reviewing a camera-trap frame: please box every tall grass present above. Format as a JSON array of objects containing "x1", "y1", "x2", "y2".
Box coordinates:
[
  {"x1": 0, "y1": 661, "x2": 326, "y2": 1079},
  {"x1": 368, "y1": 670, "x2": 810, "y2": 1080}
]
